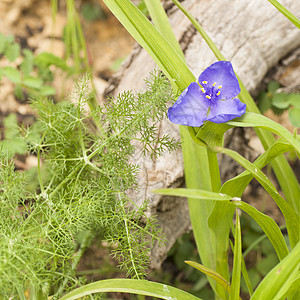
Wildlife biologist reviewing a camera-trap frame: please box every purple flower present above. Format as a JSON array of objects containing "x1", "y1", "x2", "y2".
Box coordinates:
[{"x1": 167, "y1": 61, "x2": 246, "y2": 127}]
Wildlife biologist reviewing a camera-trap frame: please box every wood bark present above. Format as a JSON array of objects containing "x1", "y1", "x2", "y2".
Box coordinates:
[{"x1": 103, "y1": 0, "x2": 300, "y2": 269}]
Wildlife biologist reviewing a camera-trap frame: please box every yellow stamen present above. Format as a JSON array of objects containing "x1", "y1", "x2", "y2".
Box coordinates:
[
  {"x1": 212, "y1": 82, "x2": 217, "y2": 86},
  {"x1": 206, "y1": 95, "x2": 211, "y2": 99},
  {"x1": 201, "y1": 88, "x2": 206, "y2": 93},
  {"x1": 218, "y1": 85, "x2": 222, "y2": 89},
  {"x1": 216, "y1": 91, "x2": 221, "y2": 96},
  {"x1": 202, "y1": 81, "x2": 208, "y2": 84}
]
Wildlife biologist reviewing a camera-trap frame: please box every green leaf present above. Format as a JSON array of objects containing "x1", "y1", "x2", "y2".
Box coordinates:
[
  {"x1": 195, "y1": 122, "x2": 233, "y2": 149},
  {"x1": 231, "y1": 201, "x2": 289, "y2": 261},
  {"x1": 288, "y1": 94, "x2": 300, "y2": 109},
  {"x1": 0, "y1": 114, "x2": 27, "y2": 155},
  {"x1": 34, "y1": 52, "x2": 71, "y2": 71},
  {"x1": 272, "y1": 93, "x2": 289, "y2": 109},
  {"x1": 227, "y1": 112, "x2": 300, "y2": 154},
  {"x1": 38, "y1": 85, "x2": 56, "y2": 96},
  {"x1": 102, "y1": 0, "x2": 195, "y2": 90},
  {"x1": 23, "y1": 75, "x2": 43, "y2": 89},
  {"x1": 288, "y1": 107, "x2": 300, "y2": 127},
  {"x1": 5, "y1": 42, "x2": 20, "y2": 61},
  {"x1": 137, "y1": 0, "x2": 148, "y2": 16},
  {"x1": 14, "y1": 84, "x2": 24, "y2": 99},
  {"x1": 218, "y1": 147, "x2": 299, "y2": 248},
  {"x1": 281, "y1": 277, "x2": 300, "y2": 300},
  {"x1": 20, "y1": 49, "x2": 34, "y2": 75},
  {"x1": 239, "y1": 248, "x2": 254, "y2": 296},
  {"x1": 267, "y1": 0, "x2": 300, "y2": 30},
  {"x1": 2, "y1": 66, "x2": 21, "y2": 84},
  {"x1": 185, "y1": 261, "x2": 231, "y2": 296},
  {"x1": 251, "y1": 240, "x2": 300, "y2": 300},
  {"x1": 258, "y1": 91, "x2": 271, "y2": 113},
  {"x1": 267, "y1": 81, "x2": 280, "y2": 94},
  {"x1": 3, "y1": 113, "x2": 19, "y2": 140},
  {"x1": 152, "y1": 188, "x2": 234, "y2": 201},
  {"x1": 144, "y1": 0, "x2": 183, "y2": 59},
  {"x1": 0, "y1": 33, "x2": 6, "y2": 54},
  {"x1": 59, "y1": 279, "x2": 201, "y2": 300},
  {"x1": 221, "y1": 138, "x2": 294, "y2": 199},
  {"x1": 229, "y1": 211, "x2": 242, "y2": 300}
]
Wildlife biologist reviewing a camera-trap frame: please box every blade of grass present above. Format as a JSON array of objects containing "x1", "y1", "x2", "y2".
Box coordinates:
[
  {"x1": 230, "y1": 240, "x2": 254, "y2": 297},
  {"x1": 229, "y1": 211, "x2": 242, "y2": 300},
  {"x1": 185, "y1": 261, "x2": 231, "y2": 297},
  {"x1": 227, "y1": 112, "x2": 300, "y2": 154},
  {"x1": 143, "y1": 0, "x2": 183, "y2": 58},
  {"x1": 232, "y1": 201, "x2": 289, "y2": 261},
  {"x1": 221, "y1": 138, "x2": 294, "y2": 198},
  {"x1": 59, "y1": 279, "x2": 201, "y2": 300},
  {"x1": 153, "y1": 188, "x2": 234, "y2": 201},
  {"x1": 103, "y1": 0, "x2": 194, "y2": 90},
  {"x1": 267, "y1": 0, "x2": 300, "y2": 29}
]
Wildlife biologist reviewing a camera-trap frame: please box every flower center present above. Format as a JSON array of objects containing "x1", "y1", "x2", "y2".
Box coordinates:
[{"x1": 201, "y1": 81, "x2": 222, "y2": 102}]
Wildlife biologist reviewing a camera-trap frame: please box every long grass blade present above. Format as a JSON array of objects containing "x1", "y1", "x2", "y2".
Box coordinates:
[
  {"x1": 185, "y1": 261, "x2": 231, "y2": 297},
  {"x1": 59, "y1": 279, "x2": 201, "y2": 300},
  {"x1": 229, "y1": 211, "x2": 242, "y2": 300},
  {"x1": 232, "y1": 201, "x2": 289, "y2": 260},
  {"x1": 267, "y1": 0, "x2": 300, "y2": 29}
]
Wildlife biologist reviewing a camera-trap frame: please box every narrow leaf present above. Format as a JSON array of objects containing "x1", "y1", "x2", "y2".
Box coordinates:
[
  {"x1": 267, "y1": 0, "x2": 300, "y2": 30},
  {"x1": 59, "y1": 279, "x2": 201, "y2": 300},
  {"x1": 2, "y1": 66, "x2": 21, "y2": 84},
  {"x1": 251, "y1": 241, "x2": 300, "y2": 300},
  {"x1": 218, "y1": 147, "x2": 299, "y2": 248},
  {"x1": 230, "y1": 240, "x2": 254, "y2": 296},
  {"x1": 227, "y1": 112, "x2": 300, "y2": 154},
  {"x1": 185, "y1": 260, "x2": 231, "y2": 296},
  {"x1": 221, "y1": 138, "x2": 294, "y2": 199},
  {"x1": 152, "y1": 188, "x2": 234, "y2": 201},
  {"x1": 144, "y1": 0, "x2": 183, "y2": 58},
  {"x1": 103, "y1": 0, "x2": 195, "y2": 90},
  {"x1": 232, "y1": 201, "x2": 289, "y2": 261},
  {"x1": 229, "y1": 212, "x2": 242, "y2": 300}
]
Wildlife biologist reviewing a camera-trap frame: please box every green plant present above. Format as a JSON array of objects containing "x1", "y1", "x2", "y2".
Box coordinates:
[
  {"x1": 0, "y1": 71, "x2": 178, "y2": 299},
  {"x1": 51, "y1": 0, "x2": 89, "y2": 74},
  {"x1": 60, "y1": 1, "x2": 300, "y2": 299},
  {"x1": 258, "y1": 81, "x2": 300, "y2": 127},
  {"x1": 0, "y1": 33, "x2": 73, "y2": 99}
]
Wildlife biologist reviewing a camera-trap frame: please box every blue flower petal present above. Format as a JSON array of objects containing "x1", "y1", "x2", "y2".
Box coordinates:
[
  {"x1": 206, "y1": 98, "x2": 246, "y2": 123},
  {"x1": 167, "y1": 82, "x2": 209, "y2": 126},
  {"x1": 198, "y1": 61, "x2": 240, "y2": 100}
]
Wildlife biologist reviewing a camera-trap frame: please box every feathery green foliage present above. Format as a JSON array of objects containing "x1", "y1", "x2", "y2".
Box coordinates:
[{"x1": 0, "y1": 70, "x2": 177, "y2": 298}]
